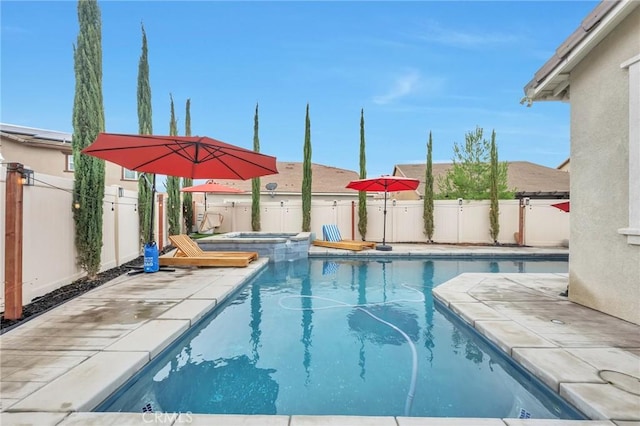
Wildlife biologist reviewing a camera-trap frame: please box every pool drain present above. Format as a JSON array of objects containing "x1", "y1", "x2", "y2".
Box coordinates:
[{"x1": 518, "y1": 408, "x2": 531, "y2": 419}]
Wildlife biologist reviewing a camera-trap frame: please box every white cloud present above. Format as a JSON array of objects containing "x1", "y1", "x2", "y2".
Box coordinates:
[
  {"x1": 0, "y1": 25, "x2": 29, "y2": 35},
  {"x1": 373, "y1": 70, "x2": 421, "y2": 105},
  {"x1": 417, "y1": 20, "x2": 521, "y2": 49},
  {"x1": 372, "y1": 70, "x2": 445, "y2": 105}
]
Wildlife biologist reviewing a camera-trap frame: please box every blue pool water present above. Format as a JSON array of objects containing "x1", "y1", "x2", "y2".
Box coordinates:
[{"x1": 98, "y1": 257, "x2": 583, "y2": 419}]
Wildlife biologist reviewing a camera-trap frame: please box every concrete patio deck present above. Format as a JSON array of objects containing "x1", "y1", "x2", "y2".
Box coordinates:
[{"x1": 1, "y1": 244, "x2": 638, "y2": 425}]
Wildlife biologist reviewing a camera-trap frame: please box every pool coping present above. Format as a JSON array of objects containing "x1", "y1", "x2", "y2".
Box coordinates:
[{"x1": 1, "y1": 245, "x2": 637, "y2": 426}]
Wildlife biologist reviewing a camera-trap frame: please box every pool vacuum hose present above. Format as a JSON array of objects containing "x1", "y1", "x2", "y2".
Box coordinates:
[{"x1": 279, "y1": 283, "x2": 423, "y2": 416}]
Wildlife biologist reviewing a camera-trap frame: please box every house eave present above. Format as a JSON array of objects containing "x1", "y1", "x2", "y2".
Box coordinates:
[
  {"x1": 1, "y1": 130, "x2": 73, "y2": 152},
  {"x1": 516, "y1": 191, "x2": 570, "y2": 200},
  {"x1": 525, "y1": 0, "x2": 639, "y2": 103}
]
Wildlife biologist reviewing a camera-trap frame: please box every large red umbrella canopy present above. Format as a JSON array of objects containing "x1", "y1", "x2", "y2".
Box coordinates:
[
  {"x1": 82, "y1": 133, "x2": 278, "y2": 179},
  {"x1": 346, "y1": 176, "x2": 420, "y2": 192},
  {"x1": 181, "y1": 182, "x2": 245, "y2": 194},
  {"x1": 82, "y1": 133, "x2": 277, "y2": 249}
]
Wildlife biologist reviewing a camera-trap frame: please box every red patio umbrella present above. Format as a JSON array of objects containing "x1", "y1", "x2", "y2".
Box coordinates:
[
  {"x1": 83, "y1": 133, "x2": 277, "y2": 180},
  {"x1": 346, "y1": 176, "x2": 420, "y2": 251},
  {"x1": 82, "y1": 133, "x2": 277, "y2": 273},
  {"x1": 551, "y1": 201, "x2": 570, "y2": 212},
  {"x1": 181, "y1": 181, "x2": 244, "y2": 211}
]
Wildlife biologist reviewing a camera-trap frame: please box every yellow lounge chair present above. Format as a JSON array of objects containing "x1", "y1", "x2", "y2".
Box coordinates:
[
  {"x1": 312, "y1": 225, "x2": 376, "y2": 251},
  {"x1": 159, "y1": 234, "x2": 259, "y2": 267}
]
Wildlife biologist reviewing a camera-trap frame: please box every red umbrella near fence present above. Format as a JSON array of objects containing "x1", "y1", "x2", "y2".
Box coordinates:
[
  {"x1": 181, "y1": 181, "x2": 245, "y2": 212},
  {"x1": 346, "y1": 176, "x2": 420, "y2": 251},
  {"x1": 82, "y1": 133, "x2": 277, "y2": 273},
  {"x1": 182, "y1": 181, "x2": 245, "y2": 233},
  {"x1": 551, "y1": 201, "x2": 570, "y2": 212}
]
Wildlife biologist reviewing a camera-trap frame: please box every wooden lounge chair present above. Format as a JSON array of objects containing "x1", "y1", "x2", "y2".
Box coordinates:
[
  {"x1": 159, "y1": 234, "x2": 259, "y2": 267},
  {"x1": 312, "y1": 224, "x2": 376, "y2": 251}
]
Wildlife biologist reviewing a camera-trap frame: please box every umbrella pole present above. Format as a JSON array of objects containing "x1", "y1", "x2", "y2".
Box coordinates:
[
  {"x1": 377, "y1": 190, "x2": 392, "y2": 251},
  {"x1": 383, "y1": 191, "x2": 387, "y2": 245},
  {"x1": 149, "y1": 174, "x2": 156, "y2": 244},
  {"x1": 126, "y1": 173, "x2": 175, "y2": 275}
]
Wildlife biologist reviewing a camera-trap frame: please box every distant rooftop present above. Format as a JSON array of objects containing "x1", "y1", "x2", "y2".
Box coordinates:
[
  {"x1": 212, "y1": 162, "x2": 360, "y2": 195},
  {"x1": 0, "y1": 123, "x2": 72, "y2": 145},
  {"x1": 394, "y1": 161, "x2": 570, "y2": 199}
]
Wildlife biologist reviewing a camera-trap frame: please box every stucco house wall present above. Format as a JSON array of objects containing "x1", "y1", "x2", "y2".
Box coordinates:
[
  {"x1": 1, "y1": 135, "x2": 72, "y2": 178},
  {"x1": 0, "y1": 127, "x2": 138, "y2": 191},
  {"x1": 568, "y1": 7, "x2": 639, "y2": 324}
]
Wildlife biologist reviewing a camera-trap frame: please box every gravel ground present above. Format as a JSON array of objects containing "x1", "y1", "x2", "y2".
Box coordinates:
[{"x1": 0, "y1": 252, "x2": 169, "y2": 333}]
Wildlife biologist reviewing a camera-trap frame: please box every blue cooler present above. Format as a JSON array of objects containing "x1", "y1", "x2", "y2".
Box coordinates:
[{"x1": 144, "y1": 242, "x2": 159, "y2": 273}]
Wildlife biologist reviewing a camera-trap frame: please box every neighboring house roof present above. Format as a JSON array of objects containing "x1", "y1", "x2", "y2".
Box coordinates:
[
  {"x1": 557, "y1": 158, "x2": 570, "y2": 171},
  {"x1": 523, "y1": 0, "x2": 640, "y2": 103},
  {"x1": 393, "y1": 161, "x2": 570, "y2": 199},
  {"x1": 211, "y1": 162, "x2": 360, "y2": 195},
  {"x1": 0, "y1": 123, "x2": 72, "y2": 151}
]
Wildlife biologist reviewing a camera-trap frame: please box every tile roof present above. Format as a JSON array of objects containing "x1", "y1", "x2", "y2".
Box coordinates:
[
  {"x1": 394, "y1": 161, "x2": 570, "y2": 198},
  {"x1": 209, "y1": 162, "x2": 360, "y2": 194}
]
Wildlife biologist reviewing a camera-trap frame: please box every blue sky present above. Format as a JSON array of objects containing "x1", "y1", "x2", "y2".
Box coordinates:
[{"x1": 1, "y1": 1, "x2": 598, "y2": 178}]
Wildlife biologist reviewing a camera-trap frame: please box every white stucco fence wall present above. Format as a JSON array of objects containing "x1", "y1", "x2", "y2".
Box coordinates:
[
  {"x1": 1, "y1": 169, "x2": 141, "y2": 306},
  {"x1": 196, "y1": 198, "x2": 569, "y2": 247}
]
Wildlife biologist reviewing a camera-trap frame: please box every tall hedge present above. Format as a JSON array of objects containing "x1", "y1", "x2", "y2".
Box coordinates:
[
  {"x1": 182, "y1": 99, "x2": 193, "y2": 233},
  {"x1": 72, "y1": 0, "x2": 105, "y2": 279},
  {"x1": 251, "y1": 103, "x2": 261, "y2": 231},
  {"x1": 489, "y1": 130, "x2": 500, "y2": 243},
  {"x1": 301, "y1": 103, "x2": 312, "y2": 232},
  {"x1": 358, "y1": 109, "x2": 368, "y2": 240},
  {"x1": 166, "y1": 94, "x2": 181, "y2": 237},
  {"x1": 423, "y1": 131, "x2": 434, "y2": 242},
  {"x1": 137, "y1": 23, "x2": 153, "y2": 248}
]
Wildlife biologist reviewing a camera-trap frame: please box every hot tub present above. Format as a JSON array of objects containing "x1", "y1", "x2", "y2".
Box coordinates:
[{"x1": 198, "y1": 232, "x2": 311, "y2": 262}]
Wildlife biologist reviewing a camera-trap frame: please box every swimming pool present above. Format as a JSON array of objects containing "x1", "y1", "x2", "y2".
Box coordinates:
[{"x1": 97, "y1": 257, "x2": 584, "y2": 419}]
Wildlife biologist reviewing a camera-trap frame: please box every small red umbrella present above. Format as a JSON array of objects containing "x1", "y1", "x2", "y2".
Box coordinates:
[
  {"x1": 346, "y1": 176, "x2": 420, "y2": 251},
  {"x1": 181, "y1": 181, "x2": 244, "y2": 211},
  {"x1": 551, "y1": 201, "x2": 570, "y2": 212}
]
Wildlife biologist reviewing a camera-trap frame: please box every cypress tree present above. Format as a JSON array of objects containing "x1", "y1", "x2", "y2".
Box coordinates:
[
  {"x1": 301, "y1": 103, "x2": 312, "y2": 232},
  {"x1": 358, "y1": 108, "x2": 368, "y2": 240},
  {"x1": 251, "y1": 102, "x2": 261, "y2": 231},
  {"x1": 166, "y1": 94, "x2": 181, "y2": 237},
  {"x1": 72, "y1": 0, "x2": 105, "y2": 279},
  {"x1": 137, "y1": 23, "x2": 153, "y2": 248},
  {"x1": 424, "y1": 131, "x2": 435, "y2": 242},
  {"x1": 182, "y1": 99, "x2": 193, "y2": 234},
  {"x1": 489, "y1": 129, "x2": 500, "y2": 244}
]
